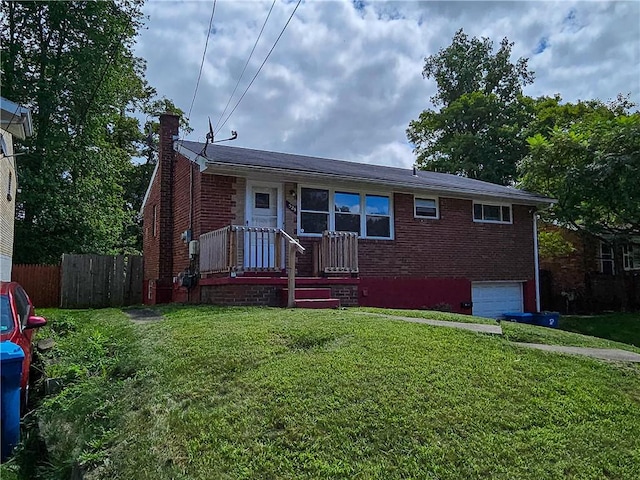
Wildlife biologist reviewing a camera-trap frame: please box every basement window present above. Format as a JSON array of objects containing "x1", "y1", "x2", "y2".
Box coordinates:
[{"x1": 473, "y1": 202, "x2": 512, "y2": 224}]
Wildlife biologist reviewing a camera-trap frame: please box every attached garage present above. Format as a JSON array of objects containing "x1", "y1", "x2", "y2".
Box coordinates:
[{"x1": 472, "y1": 282, "x2": 523, "y2": 319}]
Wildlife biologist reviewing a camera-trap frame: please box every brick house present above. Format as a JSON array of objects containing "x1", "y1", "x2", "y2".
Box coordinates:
[
  {"x1": 142, "y1": 113, "x2": 553, "y2": 317},
  {"x1": 539, "y1": 224, "x2": 640, "y2": 312}
]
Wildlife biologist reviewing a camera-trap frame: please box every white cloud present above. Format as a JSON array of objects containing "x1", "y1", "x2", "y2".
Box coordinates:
[{"x1": 135, "y1": 0, "x2": 640, "y2": 168}]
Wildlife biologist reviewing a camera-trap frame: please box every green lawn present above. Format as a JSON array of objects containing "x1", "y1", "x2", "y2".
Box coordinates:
[
  {"x1": 559, "y1": 313, "x2": 640, "y2": 348},
  {"x1": 7, "y1": 306, "x2": 640, "y2": 479}
]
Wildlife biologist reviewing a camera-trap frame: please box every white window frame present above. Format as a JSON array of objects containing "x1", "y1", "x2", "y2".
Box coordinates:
[
  {"x1": 600, "y1": 242, "x2": 614, "y2": 274},
  {"x1": 622, "y1": 243, "x2": 640, "y2": 271},
  {"x1": 297, "y1": 185, "x2": 394, "y2": 240},
  {"x1": 414, "y1": 196, "x2": 439, "y2": 219},
  {"x1": 473, "y1": 201, "x2": 512, "y2": 224}
]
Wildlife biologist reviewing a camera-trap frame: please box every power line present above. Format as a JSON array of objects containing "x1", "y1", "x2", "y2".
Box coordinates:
[
  {"x1": 215, "y1": 0, "x2": 301, "y2": 136},
  {"x1": 213, "y1": 0, "x2": 277, "y2": 134},
  {"x1": 186, "y1": 0, "x2": 217, "y2": 132}
]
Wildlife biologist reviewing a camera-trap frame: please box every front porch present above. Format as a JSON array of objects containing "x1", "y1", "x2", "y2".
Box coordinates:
[{"x1": 198, "y1": 225, "x2": 359, "y2": 307}]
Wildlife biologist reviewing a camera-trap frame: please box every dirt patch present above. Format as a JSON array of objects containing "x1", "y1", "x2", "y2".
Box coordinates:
[{"x1": 124, "y1": 308, "x2": 164, "y2": 323}]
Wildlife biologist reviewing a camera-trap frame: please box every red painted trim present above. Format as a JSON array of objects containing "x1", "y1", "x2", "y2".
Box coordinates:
[
  {"x1": 359, "y1": 277, "x2": 471, "y2": 314},
  {"x1": 523, "y1": 280, "x2": 537, "y2": 312}
]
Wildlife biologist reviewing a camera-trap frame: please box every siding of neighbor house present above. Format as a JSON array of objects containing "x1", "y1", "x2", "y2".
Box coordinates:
[
  {"x1": 1, "y1": 129, "x2": 17, "y2": 281},
  {"x1": 143, "y1": 113, "x2": 537, "y2": 312}
]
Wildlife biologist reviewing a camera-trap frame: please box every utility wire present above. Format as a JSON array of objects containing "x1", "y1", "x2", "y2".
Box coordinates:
[
  {"x1": 215, "y1": 0, "x2": 301, "y2": 136},
  {"x1": 213, "y1": 0, "x2": 276, "y2": 134},
  {"x1": 185, "y1": 0, "x2": 217, "y2": 138}
]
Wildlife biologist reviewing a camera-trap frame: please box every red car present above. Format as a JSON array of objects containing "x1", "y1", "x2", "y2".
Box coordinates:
[{"x1": 0, "y1": 281, "x2": 47, "y2": 405}]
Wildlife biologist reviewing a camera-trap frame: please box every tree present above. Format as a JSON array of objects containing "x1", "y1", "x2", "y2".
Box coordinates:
[
  {"x1": 519, "y1": 99, "x2": 640, "y2": 308},
  {"x1": 407, "y1": 29, "x2": 535, "y2": 185},
  {"x1": 1, "y1": 1, "x2": 183, "y2": 263},
  {"x1": 519, "y1": 98, "x2": 639, "y2": 239}
]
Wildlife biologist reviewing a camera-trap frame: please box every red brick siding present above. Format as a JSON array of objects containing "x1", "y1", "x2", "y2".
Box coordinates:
[
  {"x1": 330, "y1": 284, "x2": 358, "y2": 307},
  {"x1": 539, "y1": 225, "x2": 598, "y2": 292},
  {"x1": 356, "y1": 194, "x2": 535, "y2": 280},
  {"x1": 296, "y1": 194, "x2": 535, "y2": 282},
  {"x1": 171, "y1": 154, "x2": 196, "y2": 278},
  {"x1": 201, "y1": 284, "x2": 280, "y2": 306},
  {"x1": 142, "y1": 113, "x2": 180, "y2": 304},
  {"x1": 199, "y1": 173, "x2": 237, "y2": 234}
]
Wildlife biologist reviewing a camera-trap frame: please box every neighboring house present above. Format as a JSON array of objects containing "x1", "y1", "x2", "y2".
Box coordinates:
[
  {"x1": 0, "y1": 98, "x2": 33, "y2": 282},
  {"x1": 539, "y1": 224, "x2": 640, "y2": 312},
  {"x1": 141, "y1": 113, "x2": 553, "y2": 317}
]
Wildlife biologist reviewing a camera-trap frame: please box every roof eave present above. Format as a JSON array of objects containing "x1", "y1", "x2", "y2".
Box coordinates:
[{"x1": 177, "y1": 144, "x2": 555, "y2": 207}]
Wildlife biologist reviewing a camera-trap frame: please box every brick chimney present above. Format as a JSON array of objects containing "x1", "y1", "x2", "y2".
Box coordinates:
[{"x1": 143, "y1": 113, "x2": 179, "y2": 304}]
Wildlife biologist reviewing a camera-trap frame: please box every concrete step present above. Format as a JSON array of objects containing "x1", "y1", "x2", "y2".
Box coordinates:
[
  {"x1": 294, "y1": 298, "x2": 341, "y2": 309},
  {"x1": 282, "y1": 287, "x2": 332, "y2": 300}
]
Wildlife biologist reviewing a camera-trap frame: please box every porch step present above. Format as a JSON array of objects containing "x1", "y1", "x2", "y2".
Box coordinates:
[
  {"x1": 294, "y1": 298, "x2": 341, "y2": 309},
  {"x1": 282, "y1": 288, "x2": 332, "y2": 300}
]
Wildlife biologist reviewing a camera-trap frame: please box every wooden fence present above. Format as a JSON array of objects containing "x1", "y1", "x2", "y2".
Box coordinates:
[
  {"x1": 60, "y1": 254, "x2": 143, "y2": 308},
  {"x1": 11, "y1": 264, "x2": 61, "y2": 308}
]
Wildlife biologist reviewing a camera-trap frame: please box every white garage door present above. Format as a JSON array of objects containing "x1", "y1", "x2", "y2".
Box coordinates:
[{"x1": 472, "y1": 282, "x2": 523, "y2": 319}]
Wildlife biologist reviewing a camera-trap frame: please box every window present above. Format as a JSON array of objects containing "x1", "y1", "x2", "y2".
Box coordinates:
[
  {"x1": 414, "y1": 197, "x2": 438, "y2": 219},
  {"x1": 298, "y1": 187, "x2": 393, "y2": 239},
  {"x1": 623, "y1": 244, "x2": 633, "y2": 270},
  {"x1": 622, "y1": 243, "x2": 640, "y2": 271},
  {"x1": 0, "y1": 295, "x2": 14, "y2": 334},
  {"x1": 473, "y1": 202, "x2": 511, "y2": 223},
  {"x1": 334, "y1": 191, "x2": 360, "y2": 234},
  {"x1": 300, "y1": 187, "x2": 329, "y2": 234},
  {"x1": 600, "y1": 242, "x2": 614, "y2": 274},
  {"x1": 254, "y1": 192, "x2": 270, "y2": 209},
  {"x1": 14, "y1": 286, "x2": 30, "y2": 328},
  {"x1": 365, "y1": 195, "x2": 391, "y2": 238}
]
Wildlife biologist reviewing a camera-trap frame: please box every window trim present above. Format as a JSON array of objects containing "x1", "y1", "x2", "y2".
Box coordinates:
[
  {"x1": 297, "y1": 185, "x2": 394, "y2": 240},
  {"x1": 473, "y1": 201, "x2": 513, "y2": 224},
  {"x1": 414, "y1": 195, "x2": 439, "y2": 219},
  {"x1": 622, "y1": 243, "x2": 640, "y2": 271},
  {"x1": 600, "y1": 242, "x2": 615, "y2": 275}
]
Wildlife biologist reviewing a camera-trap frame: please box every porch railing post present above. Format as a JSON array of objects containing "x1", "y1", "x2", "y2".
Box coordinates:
[{"x1": 287, "y1": 242, "x2": 296, "y2": 308}]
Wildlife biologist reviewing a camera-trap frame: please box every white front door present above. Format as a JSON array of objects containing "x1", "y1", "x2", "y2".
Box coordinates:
[{"x1": 246, "y1": 183, "x2": 282, "y2": 268}]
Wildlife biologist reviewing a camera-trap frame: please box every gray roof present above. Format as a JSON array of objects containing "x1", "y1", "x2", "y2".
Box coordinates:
[{"x1": 178, "y1": 141, "x2": 553, "y2": 205}]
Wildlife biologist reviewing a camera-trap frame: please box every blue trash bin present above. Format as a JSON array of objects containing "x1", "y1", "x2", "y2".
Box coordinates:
[
  {"x1": 1, "y1": 341, "x2": 25, "y2": 462},
  {"x1": 533, "y1": 312, "x2": 560, "y2": 329},
  {"x1": 502, "y1": 312, "x2": 535, "y2": 324}
]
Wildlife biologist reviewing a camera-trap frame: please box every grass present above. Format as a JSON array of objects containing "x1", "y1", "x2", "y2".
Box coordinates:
[
  {"x1": 559, "y1": 313, "x2": 640, "y2": 348},
  {"x1": 3, "y1": 308, "x2": 142, "y2": 480},
  {"x1": 8, "y1": 306, "x2": 640, "y2": 479}
]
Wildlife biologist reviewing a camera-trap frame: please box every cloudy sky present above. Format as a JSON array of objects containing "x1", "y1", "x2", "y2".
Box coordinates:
[{"x1": 135, "y1": 0, "x2": 640, "y2": 169}]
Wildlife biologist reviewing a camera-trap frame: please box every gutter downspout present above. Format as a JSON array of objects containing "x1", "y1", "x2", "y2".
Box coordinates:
[{"x1": 533, "y1": 212, "x2": 541, "y2": 312}]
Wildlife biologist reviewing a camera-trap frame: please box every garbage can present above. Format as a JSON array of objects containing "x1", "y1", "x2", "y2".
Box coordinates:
[
  {"x1": 502, "y1": 312, "x2": 535, "y2": 324},
  {"x1": 1, "y1": 341, "x2": 24, "y2": 462},
  {"x1": 533, "y1": 312, "x2": 560, "y2": 329}
]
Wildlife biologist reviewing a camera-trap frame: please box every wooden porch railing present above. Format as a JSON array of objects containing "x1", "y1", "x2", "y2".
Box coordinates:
[
  {"x1": 199, "y1": 225, "x2": 305, "y2": 307},
  {"x1": 319, "y1": 231, "x2": 359, "y2": 274},
  {"x1": 200, "y1": 225, "x2": 281, "y2": 273}
]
